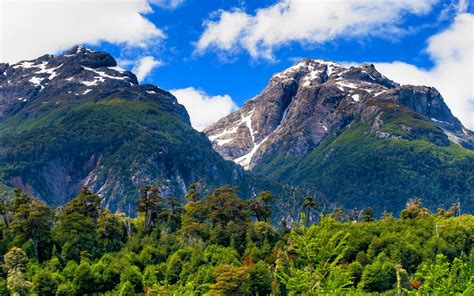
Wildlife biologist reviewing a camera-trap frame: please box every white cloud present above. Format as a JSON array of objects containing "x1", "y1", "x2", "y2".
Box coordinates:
[
  {"x1": 132, "y1": 56, "x2": 162, "y2": 82},
  {"x1": 196, "y1": 0, "x2": 437, "y2": 60},
  {"x1": 152, "y1": 0, "x2": 184, "y2": 9},
  {"x1": 171, "y1": 87, "x2": 238, "y2": 131},
  {"x1": 0, "y1": 0, "x2": 164, "y2": 63},
  {"x1": 375, "y1": 13, "x2": 474, "y2": 129}
]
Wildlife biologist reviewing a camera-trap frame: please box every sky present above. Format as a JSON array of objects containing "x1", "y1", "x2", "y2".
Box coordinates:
[{"x1": 0, "y1": 0, "x2": 473, "y2": 130}]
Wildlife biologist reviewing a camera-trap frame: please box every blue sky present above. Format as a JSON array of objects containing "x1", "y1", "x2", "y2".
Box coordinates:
[
  {"x1": 1, "y1": 0, "x2": 473, "y2": 129},
  {"x1": 100, "y1": 0, "x2": 461, "y2": 102}
]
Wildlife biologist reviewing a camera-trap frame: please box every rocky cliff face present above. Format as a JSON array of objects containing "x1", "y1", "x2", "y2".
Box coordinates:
[
  {"x1": 205, "y1": 59, "x2": 473, "y2": 170},
  {"x1": 0, "y1": 46, "x2": 253, "y2": 209},
  {"x1": 205, "y1": 59, "x2": 474, "y2": 214}
]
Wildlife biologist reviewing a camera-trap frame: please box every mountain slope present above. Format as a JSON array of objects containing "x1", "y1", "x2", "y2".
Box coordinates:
[
  {"x1": 205, "y1": 59, "x2": 474, "y2": 213},
  {"x1": 0, "y1": 46, "x2": 253, "y2": 209}
]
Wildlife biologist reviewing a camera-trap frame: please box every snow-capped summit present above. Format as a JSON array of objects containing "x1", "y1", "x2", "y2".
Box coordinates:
[
  {"x1": 204, "y1": 58, "x2": 473, "y2": 170},
  {"x1": 0, "y1": 46, "x2": 180, "y2": 120}
]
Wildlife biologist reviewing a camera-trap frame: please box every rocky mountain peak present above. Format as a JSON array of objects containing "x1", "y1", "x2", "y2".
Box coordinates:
[
  {"x1": 205, "y1": 58, "x2": 473, "y2": 170},
  {"x1": 271, "y1": 58, "x2": 398, "y2": 90},
  {"x1": 62, "y1": 45, "x2": 117, "y2": 68},
  {"x1": 0, "y1": 46, "x2": 185, "y2": 121},
  {"x1": 0, "y1": 47, "x2": 253, "y2": 210}
]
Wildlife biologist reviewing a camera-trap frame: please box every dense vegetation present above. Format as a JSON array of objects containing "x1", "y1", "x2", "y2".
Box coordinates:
[
  {"x1": 254, "y1": 117, "x2": 474, "y2": 214},
  {"x1": 0, "y1": 185, "x2": 472, "y2": 295},
  {"x1": 0, "y1": 93, "x2": 253, "y2": 208}
]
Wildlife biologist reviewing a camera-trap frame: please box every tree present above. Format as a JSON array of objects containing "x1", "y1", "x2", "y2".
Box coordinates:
[
  {"x1": 118, "y1": 281, "x2": 135, "y2": 296},
  {"x1": 55, "y1": 212, "x2": 98, "y2": 261},
  {"x1": 359, "y1": 207, "x2": 375, "y2": 222},
  {"x1": 11, "y1": 189, "x2": 30, "y2": 211},
  {"x1": 331, "y1": 207, "x2": 348, "y2": 222},
  {"x1": 184, "y1": 182, "x2": 202, "y2": 202},
  {"x1": 165, "y1": 196, "x2": 182, "y2": 231},
  {"x1": 179, "y1": 195, "x2": 209, "y2": 242},
  {"x1": 248, "y1": 261, "x2": 273, "y2": 295},
  {"x1": 207, "y1": 187, "x2": 249, "y2": 227},
  {"x1": 359, "y1": 253, "x2": 396, "y2": 292},
  {"x1": 209, "y1": 265, "x2": 251, "y2": 295},
  {"x1": 302, "y1": 195, "x2": 320, "y2": 226},
  {"x1": 167, "y1": 196, "x2": 180, "y2": 214},
  {"x1": 7, "y1": 268, "x2": 32, "y2": 296},
  {"x1": 400, "y1": 198, "x2": 431, "y2": 219},
  {"x1": 381, "y1": 210, "x2": 394, "y2": 220},
  {"x1": 64, "y1": 187, "x2": 102, "y2": 221},
  {"x1": 207, "y1": 187, "x2": 250, "y2": 248},
  {"x1": 4, "y1": 247, "x2": 31, "y2": 296},
  {"x1": 0, "y1": 196, "x2": 11, "y2": 229},
  {"x1": 54, "y1": 188, "x2": 102, "y2": 260},
  {"x1": 275, "y1": 219, "x2": 352, "y2": 294},
  {"x1": 4, "y1": 247, "x2": 28, "y2": 272},
  {"x1": 33, "y1": 269, "x2": 59, "y2": 296},
  {"x1": 10, "y1": 197, "x2": 53, "y2": 261},
  {"x1": 414, "y1": 254, "x2": 473, "y2": 295},
  {"x1": 137, "y1": 185, "x2": 164, "y2": 231},
  {"x1": 0, "y1": 278, "x2": 8, "y2": 296},
  {"x1": 97, "y1": 209, "x2": 126, "y2": 253},
  {"x1": 251, "y1": 191, "x2": 273, "y2": 222},
  {"x1": 73, "y1": 261, "x2": 94, "y2": 294},
  {"x1": 55, "y1": 282, "x2": 76, "y2": 296}
]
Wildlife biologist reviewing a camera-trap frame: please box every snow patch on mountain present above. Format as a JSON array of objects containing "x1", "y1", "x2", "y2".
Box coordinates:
[{"x1": 235, "y1": 136, "x2": 269, "y2": 170}]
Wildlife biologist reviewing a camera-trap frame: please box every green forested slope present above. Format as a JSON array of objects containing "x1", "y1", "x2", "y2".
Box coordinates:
[
  {"x1": 254, "y1": 114, "x2": 474, "y2": 214},
  {"x1": 0, "y1": 91, "x2": 253, "y2": 209}
]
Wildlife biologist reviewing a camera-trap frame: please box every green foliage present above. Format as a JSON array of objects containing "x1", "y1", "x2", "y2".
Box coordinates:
[
  {"x1": 209, "y1": 264, "x2": 251, "y2": 295},
  {"x1": 64, "y1": 187, "x2": 102, "y2": 220},
  {"x1": 118, "y1": 281, "x2": 135, "y2": 296},
  {"x1": 55, "y1": 281, "x2": 75, "y2": 296},
  {"x1": 73, "y1": 261, "x2": 94, "y2": 294},
  {"x1": 360, "y1": 253, "x2": 396, "y2": 292},
  {"x1": 0, "y1": 95, "x2": 255, "y2": 211},
  {"x1": 9, "y1": 195, "x2": 53, "y2": 261},
  {"x1": 400, "y1": 198, "x2": 431, "y2": 219},
  {"x1": 55, "y1": 212, "x2": 98, "y2": 261},
  {"x1": 6, "y1": 268, "x2": 32, "y2": 296},
  {"x1": 0, "y1": 278, "x2": 8, "y2": 296},
  {"x1": 275, "y1": 218, "x2": 353, "y2": 294},
  {"x1": 254, "y1": 120, "x2": 474, "y2": 215},
  {"x1": 4, "y1": 247, "x2": 28, "y2": 272},
  {"x1": 410, "y1": 254, "x2": 474, "y2": 295},
  {"x1": 248, "y1": 261, "x2": 273, "y2": 295},
  {"x1": 137, "y1": 185, "x2": 165, "y2": 232},
  {"x1": 0, "y1": 187, "x2": 472, "y2": 295},
  {"x1": 32, "y1": 269, "x2": 59, "y2": 296}
]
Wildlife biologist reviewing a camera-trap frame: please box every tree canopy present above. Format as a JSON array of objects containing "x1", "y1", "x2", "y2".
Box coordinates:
[{"x1": 0, "y1": 186, "x2": 472, "y2": 295}]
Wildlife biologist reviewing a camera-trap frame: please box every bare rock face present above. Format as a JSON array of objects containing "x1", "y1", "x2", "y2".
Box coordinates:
[{"x1": 205, "y1": 59, "x2": 473, "y2": 170}]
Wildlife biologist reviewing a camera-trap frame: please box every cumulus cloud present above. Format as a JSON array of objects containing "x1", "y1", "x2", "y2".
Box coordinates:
[
  {"x1": 171, "y1": 87, "x2": 238, "y2": 131},
  {"x1": 375, "y1": 13, "x2": 474, "y2": 129},
  {"x1": 0, "y1": 0, "x2": 164, "y2": 63},
  {"x1": 132, "y1": 56, "x2": 162, "y2": 82},
  {"x1": 196, "y1": 0, "x2": 437, "y2": 60}
]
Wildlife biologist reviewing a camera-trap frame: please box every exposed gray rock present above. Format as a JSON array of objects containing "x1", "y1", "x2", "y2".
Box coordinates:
[{"x1": 205, "y1": 58, "x2": 473, "y2": 170}]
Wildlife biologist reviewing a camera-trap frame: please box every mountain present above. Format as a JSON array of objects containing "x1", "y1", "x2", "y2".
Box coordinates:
[
  {"x1": 205, "y1": 59, "x2": 474, "y2": 214},
  {"x1": 0, "y1": 46, "x2": 254, "y2": 209}
]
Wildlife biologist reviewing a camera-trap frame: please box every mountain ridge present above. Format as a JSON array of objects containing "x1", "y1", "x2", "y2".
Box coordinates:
[
  {"x1": 205, "y1": 58, "x2": 474, "y2": 214},
  {"x1": 0, "y1": 46, "x2": 256, "y2": 210},
  {"x1": 205, "y1": 58, "x2": 473, "y2": 170}
]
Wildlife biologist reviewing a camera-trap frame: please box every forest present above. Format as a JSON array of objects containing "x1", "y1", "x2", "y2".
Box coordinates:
[{"x1": 0, "y1": 185, "x2": 472, "y2": 295}]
